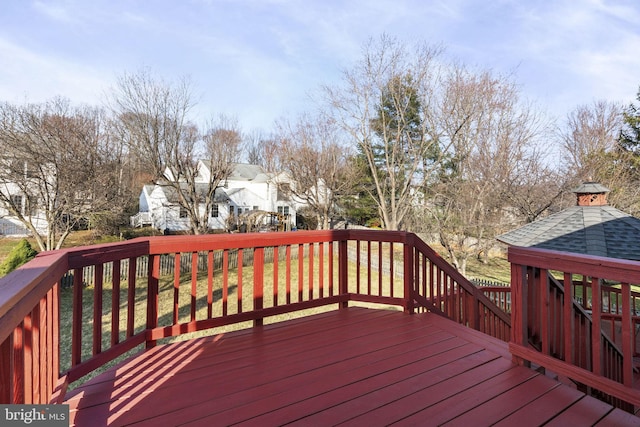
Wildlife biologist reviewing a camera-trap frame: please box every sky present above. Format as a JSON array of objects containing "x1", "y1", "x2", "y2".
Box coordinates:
[{"x1": 0, "y1": 0, "x2": 639, "y2": 133}]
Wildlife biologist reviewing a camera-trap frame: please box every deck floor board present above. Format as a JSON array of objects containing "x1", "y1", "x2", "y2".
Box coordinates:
[{"x1": 65, "y1": 307, "x2": 640, "y2": 427}]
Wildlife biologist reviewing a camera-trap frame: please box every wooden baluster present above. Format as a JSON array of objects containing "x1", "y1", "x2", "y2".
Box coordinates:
[
  {"x1": 366, "y1": 240, "x2": 371, "y2": 296},
  {"x1": 93, "y1": 263, "x2": 103, "y2": 356},
  {"x1": 207, "y1": 251, "x2": 214, "y2": 318},
  {"x1": 71, "y1": 268, "x2": 83, "y2": 367},
  {"x1": 328, "y1": 242, "x2": 334, "y2": 297},
  {"x1": 286, "y1": 245, "x2": 292, "y2": 305},
  {"x1": 146, "y1": 254, "x2": 160, "y2": 349},
  {"x1": 621, "y1": 283, "x2": 633, "y2": 387},
  {"x1": 173, "y1": 253, "x2": 180, "y2": 325},
  {"x1": 191, "y1": 252, "x2": 198, "y2": 322},
  {"x1": 378, "y1": 241, "x2": 383, "y2": 296},
  {"x1": 539, "y1": 269, "x2": 550, "y2": 356},
  {"x1": 12, "y1": 323, "x2": 24, "y2": 403},
  {"x1": 273, "y1": 246, "x2": 279, "y2": 306},
  {"x1": 319, "y1": 243, "x2": 324, "y2": 299},
  {"x1": 111, "y1": 260, "x2": 121, "y2": 347},
  {"x1": 222, "y1": 249, "x2": 229, "y2": 316},
  {"x1": 126, "y1": 257, "x2": 136, "y2": 339},
  {"x1": 297, "y1": 244, "x2": 304, "y2": 302},
  {"x1": 339, "y1": 239, "x2": 347, "y2": 309},
  {"x1": 253, "y1": 247, "x2": 264, "y2": 327},
  {"x1": 563, "y1": 272, "x2": 574, "y2": 365},
  {"x1": 403, "y1": 239, "x2": 413, "y2": 314},
  {"x1": 591, "y1": 277, "x2": 602, "y2": 376},
  {"x1": 0, "y1": 334, "x2": 13, "y2": 403},
  {"x1": 237, "y1": 250, "x2": 243, "y2": 313},
  {"x1": 309, "y1": 243, "x2": 314, "y2": 300}
]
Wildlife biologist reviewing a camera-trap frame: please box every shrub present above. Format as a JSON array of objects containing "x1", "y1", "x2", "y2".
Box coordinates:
[{"x1": 0, "y1": 239, "x2": 38, "y2": 277}]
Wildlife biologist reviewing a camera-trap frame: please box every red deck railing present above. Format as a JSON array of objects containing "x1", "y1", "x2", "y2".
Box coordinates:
[
  {"x1": 0, "y1": 230, "x2": 509, "y2": 406},
  {"x1": 509, "y1": 246, "x2": 640, "y2": 410}
]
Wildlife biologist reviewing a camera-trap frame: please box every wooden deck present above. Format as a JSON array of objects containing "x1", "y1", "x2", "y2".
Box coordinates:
[{"x1": 64, "y1": 307, "x2": 640, "y2": 427}]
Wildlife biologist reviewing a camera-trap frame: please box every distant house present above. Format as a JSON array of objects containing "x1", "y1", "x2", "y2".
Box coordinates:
[
  {"x1": 0, "y1": 177, "x2": 49, "y2": 237},
  {"x1": 130, "y1": 162, "x2": 299, "y2": 232}
]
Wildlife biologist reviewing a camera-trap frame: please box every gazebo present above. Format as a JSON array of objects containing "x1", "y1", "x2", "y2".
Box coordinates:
[{"x1": 497, "y1": 182, "x2": 640, "y2": 260}]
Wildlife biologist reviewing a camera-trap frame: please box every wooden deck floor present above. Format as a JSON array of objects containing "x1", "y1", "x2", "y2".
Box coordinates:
[{"x1": 64, "y1": 307, "x2": 640, "y2": 426}]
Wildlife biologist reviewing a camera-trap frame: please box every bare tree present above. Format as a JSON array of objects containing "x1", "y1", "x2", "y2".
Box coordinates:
[
  {"x1": 0, "y1": 98, "x2": 115, "y2": 250},
  {"x1": 562, "y1": 101, "x2": 623, "y2": 172},
  {"x1": 559, "y1": 101, "x2": 639, "y2": 213},
  {"x1": 275, "y1": 114, "x2": 352, "y2": 229},
  {"x1": 324, "y1": 35, "x2": 447, "y2": 230},
  {"x1": 245, "y1": 129, "x2": 279, "y2": 173},
  {"x1": 424, "y1": 66, "x2": 550, "y2": 274},
  {"x1": 110, "y1": 69, "x2": 194, "y2": 180},
  {"x1": 325, "y1": 36, "x2": 551, "y2": 273},
  {"x1": 110, "y1": 70, "x2": 242, "y2": 234}
]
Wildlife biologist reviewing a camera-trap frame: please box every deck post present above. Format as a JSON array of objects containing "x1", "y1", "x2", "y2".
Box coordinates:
[
  {"x1": 403, "y1": 235, "x2": 414, "y2": 314},
  {"x1": 339, "y1": 238, "x2": 348, "y2": 309},
  {"x1": 510, "y1": 262, "x2": 528, "y2": 366}
]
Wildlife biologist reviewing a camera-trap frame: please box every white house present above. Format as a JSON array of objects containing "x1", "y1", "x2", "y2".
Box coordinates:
[
  {"x1": 131, "y1": 162, "x2": 299, "y2": 232},
  {"x1": 0, "y1": 181, "x2": 49, "y2": 237}
]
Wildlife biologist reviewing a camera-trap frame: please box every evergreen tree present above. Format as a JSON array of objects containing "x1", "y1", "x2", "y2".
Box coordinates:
[
  {"x1": 620, "y1": 87, "x2": 640, "y2": 153},
  {"x1": 0, "y1": 239, "x2": 38, "y2": 277}
]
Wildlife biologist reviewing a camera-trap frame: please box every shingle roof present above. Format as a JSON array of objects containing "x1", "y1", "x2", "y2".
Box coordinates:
[
  {"x1": 161, "y1": 184, "x2": 230, "y2": 204},
  {"x1": 227, "y1": 163, "x2": 268, "y2": 181},
  {"x1": 497, "y1": 206, "x2": 640, "y2": 261},
  {"x1": 572, "y1": 182, "x2": 610, "y2": 194}
]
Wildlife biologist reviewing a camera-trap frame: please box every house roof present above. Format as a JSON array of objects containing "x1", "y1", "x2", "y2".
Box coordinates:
[
  {"x1": 573, "y1": 182, "x2": 610, "y2": 194},
  {"x1": 161, "y1": 184, "x2": 230, "y2": 204},
  {"x1": 227, "y1": 163, "x2": 270, "y2": 182},
  {"x1": 497, "y1": 205, "x2": 640, "y2": 261}
]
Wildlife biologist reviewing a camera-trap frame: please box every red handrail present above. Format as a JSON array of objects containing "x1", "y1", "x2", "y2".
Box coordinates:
[{"x1": 509, "y1": 246, "x2": 640, "y2": 410}]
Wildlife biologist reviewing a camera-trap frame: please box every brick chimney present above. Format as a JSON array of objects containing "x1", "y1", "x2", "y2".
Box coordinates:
[{"x1": 573, "y1": 182, "x2": 610, "y2": 207}]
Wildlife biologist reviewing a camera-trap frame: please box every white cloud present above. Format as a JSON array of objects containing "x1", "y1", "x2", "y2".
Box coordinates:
[
  {"x1": 0, "y1": 37, "x2": 111, "y2": 105},
  {"x1": 0, "y1": 0, "x2": 637, "y2": 130},
  {"x1": 32, "y1": 1, "x2": 74, "y2": 23}
]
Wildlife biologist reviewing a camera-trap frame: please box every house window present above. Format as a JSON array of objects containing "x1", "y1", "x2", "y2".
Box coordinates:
[
  {"x1": 26, "y1": 196, "x2": 38, "y2": 216},
  {"x1": 277, "y1": 206, "x2": 290, "y2": 216},
  {"x1": 179, "y1": 206, "x2": 188, "y2": 218},
  {"x1": 10, "y1": 195, "x2": 22, "y2": 214},
  {"x1": 211, "y1": 204, "x2": 219, "y2": 218},
  {"x1": 253, "y1": 206, "x2": 258, "y2": 211},
  {"x1": 277, "y1": 183, "x2": 291, "y2": 201}
]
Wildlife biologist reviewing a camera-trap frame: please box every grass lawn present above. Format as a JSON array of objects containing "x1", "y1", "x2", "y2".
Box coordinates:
[{"x1": 463, "y1": 254, "x2": 511, "y2": 283}]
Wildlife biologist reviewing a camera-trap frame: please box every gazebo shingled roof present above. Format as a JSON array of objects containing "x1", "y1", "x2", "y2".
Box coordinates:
[{"x1": 497, "y1": 182, "x2": 640, "y2": 261}]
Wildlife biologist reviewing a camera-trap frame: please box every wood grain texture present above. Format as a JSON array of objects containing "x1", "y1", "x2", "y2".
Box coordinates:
[{"x1": 64, "y1": 308, "x2": 639, "y2": 427}]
